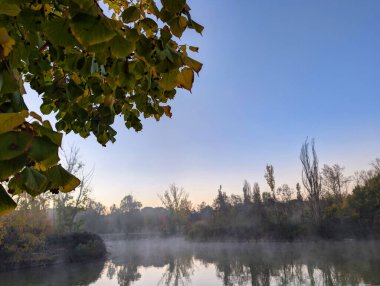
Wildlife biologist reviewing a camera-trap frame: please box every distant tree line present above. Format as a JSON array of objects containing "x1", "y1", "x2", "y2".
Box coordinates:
[{"x1": 78, "y1": 139, "x2": 380, "y2": 241}]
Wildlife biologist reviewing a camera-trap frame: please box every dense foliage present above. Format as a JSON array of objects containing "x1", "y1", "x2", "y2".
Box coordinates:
[{"x1": 0, "y1": 0, "x2": 202, "y2": 213}]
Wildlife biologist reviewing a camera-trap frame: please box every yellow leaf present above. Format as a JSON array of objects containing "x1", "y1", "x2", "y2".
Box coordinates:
[
  {"x1": 0, "y1": 111, "x2": 28, "y2": 134},
  {"x1": 0, "y1": 28, "x2": 9, "y2": 44},
  {"x1": 179, "y1": 16, "x2": 187, "y2": 28},
  {"x1": 71, "y1": 73, "x2": 81, "y2": 84},
  {"x1": 43, "y1": 4, "x2": 53, "y2": 15},
  {"x1": 177, "y1": 68, "x2": 194, "y2": 91},
  {"x1": 0, "y1": 28, "x2": 15, "y2": 57},
  {"x1": 184, "y1": 56, "x2": 202, "y2": 74},
  {"x1": 31, "y1": 3, "x2": 43, "y2": 11},
  {"x1": 29, "y1": 111, "x2": 42, "y2": 122},
  {"x1": 189, "y1": 46, "x2": 199, "y2": 52},
  {"x1": 162, "y1": 105, "x2": 172, "y2": 118}
]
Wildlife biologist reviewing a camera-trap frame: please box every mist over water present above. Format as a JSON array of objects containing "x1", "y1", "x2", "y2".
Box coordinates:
[{"x1": 1, "y1": 238, "x2": 380, "y2": 285}]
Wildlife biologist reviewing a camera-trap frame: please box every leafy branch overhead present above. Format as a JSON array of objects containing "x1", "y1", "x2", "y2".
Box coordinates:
[{"x1": 0, "y1": 0, "x2": 203, "y2": 214}]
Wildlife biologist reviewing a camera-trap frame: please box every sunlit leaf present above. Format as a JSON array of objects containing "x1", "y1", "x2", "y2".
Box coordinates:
[
  {"x1": 0, "y1": 111, "x2": 28, "y2": 134},
  {"x1": 160, "y1": 70, "x2": 179, "y2": 90},
  {"x1": 184, "y1": 56, "x2": 202, "y2": 74},
  {"x1": 0, "y1": 27, "x2": 15, "y2": 57},
  {"x1": 177, "y1": 68, "x2": 194, "y2": 91},
  {"x1": 189, "y1": 46, "x2": 199, "y2": 52},
  {"x1": 44, "y1": 165, "x2": 80, "y2": 193},
  {"x1": 162, "y1": 105, "x2": 172, "y2": 118}
]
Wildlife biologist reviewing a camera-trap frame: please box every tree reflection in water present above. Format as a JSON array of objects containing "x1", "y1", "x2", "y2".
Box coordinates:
[
  {"x1": 117, "y1": 264, "x2": 142, "y2": 286},
  {"x1": 158, "y1": 256, "x2": 194, "y2": 286},
  {"x1": 105, "y1": 257, "x2": 142, "y2": 286},
  {"x1": 1, "y1": 239, "x2": 380, "y2": 285},
  {"x1": 191, "y1": 240, "x2": 380, "y2": 285}
]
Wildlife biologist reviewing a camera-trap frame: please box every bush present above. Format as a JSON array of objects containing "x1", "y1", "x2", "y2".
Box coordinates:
[
  {"x1": 47, "y1": 232, "x2": 106, "y2": 262},
  {"x1": 0, "y1": 209, "x2": 53, "y2": 268}
]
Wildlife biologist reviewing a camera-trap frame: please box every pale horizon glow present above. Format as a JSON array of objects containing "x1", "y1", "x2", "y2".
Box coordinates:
[{"x1": 24, "y1": 1, "x2": 380, "y2": 209}]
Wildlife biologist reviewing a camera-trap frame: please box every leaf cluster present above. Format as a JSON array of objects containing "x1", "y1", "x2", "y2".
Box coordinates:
[{"x1": 0, "y1": 0, "x2": 203, "y2": 213}]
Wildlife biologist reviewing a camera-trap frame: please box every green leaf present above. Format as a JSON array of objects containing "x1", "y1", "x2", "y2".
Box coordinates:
[
  {"x1": 44, "y1": 18, "x2": 78, "y2": 47},
  {"x1": 29, "y1": 136, "x2": 60, "y2": 168},
  {"x1": 70, "y1": 13, "x2": 116, "y2": 46},
  {"x1": 0, "y1": 111, "x2": 28, "y2": 134},
  {"x1": 121, "y1": 6, "x2": 140, "y2": 23},
  {"x1": 70, "y1": 0, "x2": 94, "y2": 9},
  {"x1": 0, "y1": 71, "x2": 19, "y2": 94},
  {"x1": 7, "y1": 174, "x2": 23, "y2": 195},
  {"x1": 160, "y1": 70, "x2": 179, "y2": 90},
  {"x1": 139, "y1": 18, "x2": 158, "y2": 34},
  {"x1": 161, "y1": 0, "x2": 186, "y2": 14},
  {"x1": 44, "y1": 165, "x2": 80, "y2": 193},
  {"x1": 109, "y1": 35, "x2": 136, "y2": 59},
  {"x1": 19, "y1": 167, "x2": 49, "y2": 197},
  {"x1": 0, "y1": 4, "x2": 21, "y2": 16},
  {"x1": 0, "y1": 155, "x2": 27, "y2": 181},
  {"x1": 40, "y1": 103, "x2": 53, "y2": 115},
  {"x1": 0, "y1": 185, "x2": 16, "y2": 215},
  {"x1": 189, "y1": 46, "x2": 199, "y2": 52},
  {"x1": 177, "y1": 68, "x2": 194, "y2": 91},
  {"x1": 0, "y1": 131, "x2": 33, "y2": 160},
  {"x1": 168, "y1": 17, "x2": 186, "y2": 38},
  {"x1": 10, "y1": 92, "x2": 28, "y2": 112},
  {"x1": 32, "y1": 122, "x2": 63, "y2": 146}
]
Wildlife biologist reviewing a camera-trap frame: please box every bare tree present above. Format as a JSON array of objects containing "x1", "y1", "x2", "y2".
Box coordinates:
[
  {"x1": 353, "y1": 158, "x2": 380, "y2": 187},
  {"x1": 54, "y1": 145, "x2": 93, "y2": 233},
  {"x1": 276, "y1": 184, "x2": 292, "y2": 202},
  {"x1": 264, "y1": 164, "x2": 276, "y2": 200},
  {"x1": 300, "y1": 139, "x2": 322, "y2": 224},
  {"x1": 321, "y1": 164, "x2": 350, "y2": 202},
  {"x1": 159, "y1": 184, "x2": 192, "y2": 233},
  {"x1": 120, "y1": 194, "x2": 142, "y2": 213},
  {"x1": 371, "y1": 158, "x2": 380, "y2": 175},
  {"x1": 159, "y1": 184, "x2": 192, "y2": 214}
]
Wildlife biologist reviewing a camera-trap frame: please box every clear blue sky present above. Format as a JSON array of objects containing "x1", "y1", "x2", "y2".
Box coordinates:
[{"x1": 25, "y1": 1, "x2": 380, "y2": 207}]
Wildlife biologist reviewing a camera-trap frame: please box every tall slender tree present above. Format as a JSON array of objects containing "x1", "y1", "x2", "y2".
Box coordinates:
[
  {"x1": 264, "y1": 165, "x2": 276, "y2": 200},
  {"x1": 300, "y1": 139, "x2": 322, "y2": 225}
]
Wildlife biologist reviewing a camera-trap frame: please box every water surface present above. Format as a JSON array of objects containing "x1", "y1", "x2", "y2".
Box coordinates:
[{"x1": 1, "y1": 238, "x2": 380, "y2": 285}]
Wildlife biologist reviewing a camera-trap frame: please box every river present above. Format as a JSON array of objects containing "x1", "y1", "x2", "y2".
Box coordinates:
[{"x1": 1, "y1": 238, "x2": 380, "y2": 285}]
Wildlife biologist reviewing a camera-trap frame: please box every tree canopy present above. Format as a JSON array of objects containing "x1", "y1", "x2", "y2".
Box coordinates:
[{"x1": 0, "y1": 0, "x2": 203, "y2": 214}]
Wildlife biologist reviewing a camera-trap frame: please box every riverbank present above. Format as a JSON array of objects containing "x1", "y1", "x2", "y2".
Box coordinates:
[{"x1": 0, "y1": 232, "x2": 106, "y2": 272}]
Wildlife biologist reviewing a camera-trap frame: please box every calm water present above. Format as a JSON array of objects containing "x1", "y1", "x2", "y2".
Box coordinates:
[{"x1": 1, "y1": 238, "x2": 380, "y2": 285}]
